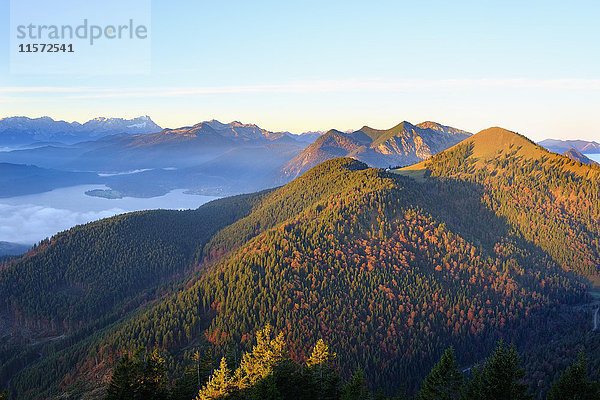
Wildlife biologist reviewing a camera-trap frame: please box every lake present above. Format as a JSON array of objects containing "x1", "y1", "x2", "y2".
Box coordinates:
[
  {"x1": 0, "y1": 185, "x2": 218, "y2": 245},
  {"x1": 585, "y1": 153, "x2": 600, "y2": 163}
]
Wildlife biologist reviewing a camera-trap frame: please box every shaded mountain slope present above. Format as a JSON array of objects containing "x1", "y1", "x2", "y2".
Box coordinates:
[{"x1": 0, "y1": 193, "x2": 265, "y2": 333}]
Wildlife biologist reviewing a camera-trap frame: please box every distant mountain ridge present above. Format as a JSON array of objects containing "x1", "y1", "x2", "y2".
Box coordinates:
[
  {"x1": 0, "y1": 119, "x2": 319, "y2": 197},
  {"x1": 0, "y1": 116, "x2": 162, "y2": 145},
  {"x1": 539, "y1": 138, "x2": 600, "y2": 154},
  {"x1": 0, "y1": 118, "x2": 471, "y2": 197},
  {"x1": 0, "y1": 163, "x2": 101, "y2": 197},
  {"x1": 281, "y1": 120, "x2": 471, "y2": 178},
  {"x1": 563, "y1": 148, "x2": 599, "y2": 165},
  {"x1": 150, "y1": 119, "x2": 301, "y2": 145},
  {"x1": 0, "y1": 241, "x2": 30, "y2": 256}
]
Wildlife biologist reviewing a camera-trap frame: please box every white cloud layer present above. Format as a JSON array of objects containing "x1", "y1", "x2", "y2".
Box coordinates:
[
  {"x1": 0, "y1": 203, "x2": 121, "y2": 244},
  {"x1": 0, "y1": 185, "x2": 216, "y2": 245}
]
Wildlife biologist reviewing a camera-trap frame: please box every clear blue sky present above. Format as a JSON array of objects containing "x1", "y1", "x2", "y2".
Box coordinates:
[{"x1": 1, "y1": 0, "x2": 600, "y2": 141}]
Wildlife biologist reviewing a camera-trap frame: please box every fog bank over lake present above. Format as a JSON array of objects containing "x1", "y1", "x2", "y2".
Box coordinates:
[{"x1": 0, "y1": 185, "x2": 217, "y2": 244}]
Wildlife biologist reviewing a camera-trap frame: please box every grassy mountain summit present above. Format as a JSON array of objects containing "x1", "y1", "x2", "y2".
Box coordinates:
[{"x1": 1, "y1": 128, "x2": 598, "y2": 398}]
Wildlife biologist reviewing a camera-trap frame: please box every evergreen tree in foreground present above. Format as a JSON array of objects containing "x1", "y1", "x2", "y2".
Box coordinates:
[
  {"x1": 196, "y1": 357, "x2": 233, "y2": 400},
  {"x1": 106, "y1": 353, "x2": 137, "y2": 400},
  {"x1": 417, "y1": 347, "x2": 463, "y2": 400},
  {"x1": 236, "y1": 324, "x2": 286, "y2": 389},
  {"x1": 196, "y1": 325, "x2": 293, "y2": 400},
  {"x1": 307, "y1": 339, "x2": 340, "y2": 400},
  {"x1": 105, "y1": 328, "x2": 557, "y2": 399},
  {"x1": 547, "y1": 352, "x2": 600, "y2": 400},
  {"x1": 105, "y1": 349, "x2": 169, "y2": 400},
  {"x1": 137, "y1": 349, "x2": 170, "y2": 400},
  {"x1": 463, "y1": 341, "x2": 530, "y2": 400},
  {"x1": 341, "y1": 370, "x2": 371, "y2": 400}
]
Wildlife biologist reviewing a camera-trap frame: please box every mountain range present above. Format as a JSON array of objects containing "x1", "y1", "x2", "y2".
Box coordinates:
[
  {"x1": 0, "y1": 116, "x2": 162, "y2": 145},
  {"x1": 0, "y1": 163, "x2": 100, "y2": 198},
  {"x1": 0, "y1": 118, "x2": 472, "y2": 198},
  {"x1": 1, "y1": 126, "x2": 598, "y2": 399},
  {"x1": 538, "y1": 138, "x2": 600, "y2": 154},
  {"x1": 282, "y1": 121, "x2": 471, "y2": 178},
  {"x1": 0, "y1": 242, "x2": 30, "y2": 257}
]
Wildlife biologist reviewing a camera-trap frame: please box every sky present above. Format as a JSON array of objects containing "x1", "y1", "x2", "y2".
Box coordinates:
[{"x1": 1, "y1": 0, "x2": 600, "y2": 141}]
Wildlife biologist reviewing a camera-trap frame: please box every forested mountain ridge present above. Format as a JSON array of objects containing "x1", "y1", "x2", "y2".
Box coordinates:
[
  {"x1": 89, "y1": 135, "x2": 595, "y2": 396},
  {"x1": 203, "y1": 158, "x2": 376, "y2": 260},
  {"x1": 398, "y1": 127, "x2": 600, "y2": 277},
  {"x1": 0, "y1": 193, "x2": 260, "y2": 331},
  {"x1": 1, "y1": 128, "x2": 598, "y2": 399}
]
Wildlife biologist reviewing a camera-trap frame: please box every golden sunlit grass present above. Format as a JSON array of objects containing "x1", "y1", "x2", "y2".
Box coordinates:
[
  {"x1": 391, "y1": 167, "x2": 427, "y2": 182},
  {"x1": 394, "y1": 126, "x2": 600, "y2": 181}
]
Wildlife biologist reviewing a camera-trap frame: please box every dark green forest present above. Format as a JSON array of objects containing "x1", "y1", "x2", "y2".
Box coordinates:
[{"x1": 0, "y1": 192, "x2": 266, "y2": 397}]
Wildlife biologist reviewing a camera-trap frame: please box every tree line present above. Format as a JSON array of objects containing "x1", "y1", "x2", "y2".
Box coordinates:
[{"x1": 104, "y1": 325, "x2": 600, "y2": 400}]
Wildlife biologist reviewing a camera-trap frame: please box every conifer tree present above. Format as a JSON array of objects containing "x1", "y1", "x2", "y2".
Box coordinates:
[
  {"x1": 196, "y1": 357, "x2": 233, "y2": 400},
  {"x1": 106, "y1": 353, "x2": 137, "y2": 400},
  {"x1": 307, "y1": 339, "x2": 335, "y2": 367},
  {"x1": 193, "y1": 350, "x2": 202, "y2": 389},
  {"x1": 464, "y1": 341, "x2": 530, "y2": 400},
  {"x1": 236, "y1": 324, "x2": 286, "y2": 389},
  {"x1": 137, "y1": 349, "x2": 169, "y2": 400},
  {"x1": 342, "y1": 369, "x2": 371, "y2": 400},
  {"x1": 105, "y1": 349, "x2": 169, "y2": 400},
  {"x1": 307, "y1": 339, "x2": 339, "y2": 400},
  {"x1": 418, "y1": 348, "x2": 463, "y2": 400},
  {"x1": 547, "y1": 352, "x2": 600, "y2": 400}
]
